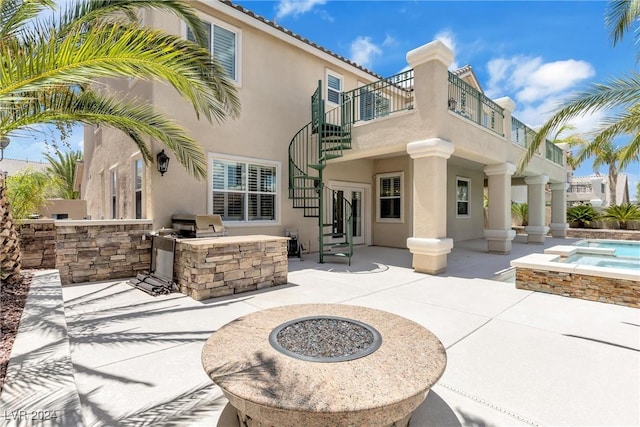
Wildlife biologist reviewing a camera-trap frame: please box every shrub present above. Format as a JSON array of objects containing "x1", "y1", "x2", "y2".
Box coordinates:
[
  {"x1": 601, "y1": 203, "x2": 640, "y2": 229},
  {"x1": 567, "y1": 205, "x2": 600, "y2": 228},
  {"x1": 511, "y1": 202, "x2": 528, "y2": 226}
]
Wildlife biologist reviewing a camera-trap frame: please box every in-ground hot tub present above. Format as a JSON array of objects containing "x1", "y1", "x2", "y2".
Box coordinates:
[{"x1": 202, "y1": 304, "x2": 447, "y2": 427}]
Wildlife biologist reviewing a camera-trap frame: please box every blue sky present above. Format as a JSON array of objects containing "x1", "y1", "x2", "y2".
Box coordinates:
[{"x1": 4, "y1": 0, "x2": 638, "y2": 197}]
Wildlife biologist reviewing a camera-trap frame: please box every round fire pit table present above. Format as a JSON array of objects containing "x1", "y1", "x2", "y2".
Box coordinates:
[{"x1": 202, "y1": 304, "x2": 446, "y2": 427}]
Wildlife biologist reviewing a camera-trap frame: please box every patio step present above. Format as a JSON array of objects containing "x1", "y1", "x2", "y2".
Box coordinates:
[{"x1": 0, "y1": 270, "x2": 85, "y2": 425}]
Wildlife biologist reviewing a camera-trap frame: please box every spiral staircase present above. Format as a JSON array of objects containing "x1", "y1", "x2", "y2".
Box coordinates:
[{"x1": 288, "y1": 81, "x2": 354, "y2": 265}]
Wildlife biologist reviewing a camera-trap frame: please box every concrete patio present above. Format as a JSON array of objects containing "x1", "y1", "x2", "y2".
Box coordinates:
[{"x1": 3, "y1": 238, "x2": 639, "y2": 426}]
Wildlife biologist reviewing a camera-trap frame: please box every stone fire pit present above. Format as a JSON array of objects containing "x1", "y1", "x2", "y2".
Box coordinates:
[{"x1": 202, "y1": 304, "x2": 447, "y2": 427}]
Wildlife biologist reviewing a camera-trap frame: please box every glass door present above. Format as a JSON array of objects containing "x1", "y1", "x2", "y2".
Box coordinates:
[{"x1": 330, "y1": 184, "x2": 366, "y2": 245}]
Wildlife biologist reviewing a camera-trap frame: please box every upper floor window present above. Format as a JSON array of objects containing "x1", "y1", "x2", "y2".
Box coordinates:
[
  {"x1": 326, "y1": 70, "x2": 342, "y2": 105},
  {"x1": 210, "y1": 154, "x2": 279, "y2": 223},
  {"x1": 186, "y1": 19, "x2": 240, "y2": 83},
  {"x1": 377, "y1": 172, "x2": 403, "y2": 222}
]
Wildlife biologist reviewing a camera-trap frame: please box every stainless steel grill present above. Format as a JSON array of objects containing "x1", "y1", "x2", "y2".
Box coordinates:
[{"x1": 171, "y1": 214, "x2": 226, "y2": 238}]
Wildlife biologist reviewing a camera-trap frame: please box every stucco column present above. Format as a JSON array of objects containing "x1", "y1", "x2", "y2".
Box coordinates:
[
  {"x1": 484, "y1": 163, "x2": 516, "y2": 253},
  {"x1": 406, "y1": 138, "x2": 454, "y2": 274},
  {"x1": 524, "y1": 175, "x2": 549, "y2": 243},
  {"x1": 549, "y1": 182, "x2": 569, "y2": 237}
]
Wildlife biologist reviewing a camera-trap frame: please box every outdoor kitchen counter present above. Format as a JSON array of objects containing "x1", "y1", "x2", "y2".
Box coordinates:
[{"x1": 173, "y1": 235, "x2": 289, "y2": 301}]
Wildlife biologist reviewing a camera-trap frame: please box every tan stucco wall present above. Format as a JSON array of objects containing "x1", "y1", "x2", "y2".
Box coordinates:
[
  {"x1": 39, "y1": 199, "x2": 87, "y2": 220},
  {"x1": 371, "y1": 156, "x2": 413, "y2": 248},
  {"x1": 446, "y1": 164, "x2": 485, "y2": 242}
]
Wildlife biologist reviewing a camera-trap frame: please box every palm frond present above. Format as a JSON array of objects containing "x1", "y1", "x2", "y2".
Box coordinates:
[
  {"x1": 0, "y1": 22, "x2": 240, "y2": 123},
  {"x1": 605, "y1": 0, "x2": 640, "y2": 47},
  {"x1": 0, "y1": 0, "x2": 54, "y2": 39},
  {"x1": 517, "y1": 73, "x2": 640, "y2": 172},
  {"x1": 2, "y1": 89, "x2": 207, "y2": 179},
  {"x1": 55, "y1": 0, "x2": 209, "y2": 48}
]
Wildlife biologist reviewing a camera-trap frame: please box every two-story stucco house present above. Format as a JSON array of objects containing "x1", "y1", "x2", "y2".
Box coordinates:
[{"x1": 80, "y1": 0, "x2": 568, "y2": 274}]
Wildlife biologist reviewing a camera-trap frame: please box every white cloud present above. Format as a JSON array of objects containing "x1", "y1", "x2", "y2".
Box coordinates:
[
  {"x1": 276, "y1": 0, "x2": 326, "y2": 19},
  {"x1": 349, "y1": 36, "x2": 382, "y2": 69},
  {"x1": 486, "y1": 55, "x2": 598, "y2": 133},
  {"x1": 382, "y1": 34, "x2": 396, "y2": 48},
  {"x1": 434, "y1": 29, "x2": 458, "y2": 70}
]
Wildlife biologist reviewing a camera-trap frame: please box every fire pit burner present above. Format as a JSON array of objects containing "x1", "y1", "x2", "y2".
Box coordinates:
[{"x1": 269, "y1": 316, "x2": 382, "y2": 362}]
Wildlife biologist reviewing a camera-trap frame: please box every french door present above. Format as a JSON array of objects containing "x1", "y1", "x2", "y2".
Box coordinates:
[{"x1": 328, "y1": 182, "x2": 369, "y2": 245}]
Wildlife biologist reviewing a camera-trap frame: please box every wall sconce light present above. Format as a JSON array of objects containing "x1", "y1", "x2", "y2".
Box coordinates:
[
  {"x1": 447, "y1": 97, "x2": 457, "y2": 111},
  {"x1": 0, "y1": 136, "x2": 10, "y2": 161},
  {"x1": 156, "y1": 149, "x2": 170, "y2": 176}
]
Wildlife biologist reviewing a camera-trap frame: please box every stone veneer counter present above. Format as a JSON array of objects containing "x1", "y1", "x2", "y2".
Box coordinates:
[
  {"x1": 173, "y1": 235, "x2": 288, "y2": 301},
  {"x1": 202, "y1": 304, "x2": 447, "y2": 427}
]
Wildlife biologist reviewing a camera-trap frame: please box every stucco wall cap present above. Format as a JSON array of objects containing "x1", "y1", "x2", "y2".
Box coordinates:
[
  {"x1": 406, "y1": 237, "x2": 453, "y2": 256},
  {"x1": 406, "y1": 40, "x2": 454, "y2": 68},
  {"x1": 524, "y1": 175, "x2": 549, "y2": 185},
  {"x1": 484, "y1": 163, "x2": 516, "y2": 176},
  {"x1": 406, "y1": 138, "x2": 454, "y2": 159},
  {"x1": 493, "y1": 97, "x2": 516, "y2": 112}
]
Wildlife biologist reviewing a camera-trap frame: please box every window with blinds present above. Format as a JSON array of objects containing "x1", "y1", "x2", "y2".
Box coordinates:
[
  {"x1": 186, "y1": 20, "x2": 238, "y2": 82},
  {"x1": 327, "y1": 72, "x2": 342, "y2": 105},
  {"x1": 377, "y1": 172, "x2": 403, "y2": 222},
  {"x1": 211, "y1": 158, "x2": 277, "y2": 222}
]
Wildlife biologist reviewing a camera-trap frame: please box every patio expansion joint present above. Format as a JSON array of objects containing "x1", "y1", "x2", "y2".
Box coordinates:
[
  {"x1": 436, "y1": 382, "x2": 542, "y2": 426},
  {"x1": 445, "y1": 291, "x2": 535, "y2": 350}
]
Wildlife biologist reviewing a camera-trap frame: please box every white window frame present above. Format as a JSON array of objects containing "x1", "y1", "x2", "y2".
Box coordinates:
[
  {"x1": 184, "y1": 15, "x2": 242, "y2": 86},
  {"x1": 207, "y1": 153, "x2": 280, "y2": 226},
  {"x1": 376, "y1": 172, "x2": 404, "y2": 223},
  {"x1": 131, "y1": 154, "x2": 144, "y2": 219},
  {"x1": 109, "y1": 166, "x2": 118, "y2": 219},
  {"x1": 456, "y1": 176, "x2": 471, "y2": 218},
  {"x1": 326, "y1": 69, "x2": 343, "y2": 106}
]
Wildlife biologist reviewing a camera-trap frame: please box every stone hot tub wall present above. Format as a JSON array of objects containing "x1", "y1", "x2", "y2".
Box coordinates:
[
  {"x1": 516, "y1": 269, "x2": 639, "y2": 308},
  {"x1": 174, "y1": 235, "x2": 288, "y2": 301},
  {"x1": 19, "y1": 219, "x2": 152, "y2": 284}
]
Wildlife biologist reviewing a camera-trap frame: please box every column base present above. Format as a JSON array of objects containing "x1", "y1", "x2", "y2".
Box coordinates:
[
  {"x1": 524, "y1": 225, "x2": 550, "y2": 244},
  {"x1": 549, "y1": 222, "x2": 569, "y2": 238},
  {"x1": 407, "y1": 238, "x2": 453, "y2": 274},
  {"x1": 484, "y1": 229, "x2": 516, "y2": 254}
]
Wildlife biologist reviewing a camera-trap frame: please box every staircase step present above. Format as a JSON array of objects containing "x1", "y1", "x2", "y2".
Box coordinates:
[
  {"x1": 324, "y1": 242, "x2": 351, "y2": 249},
  {"x1": 308, "y1": 163, "x2": 326, "y2": 170},
  {"x1": 319, "y1": 154, "x2": 341, "y2": 162},
  {"x1": 322, "y1": 145, "x2": 346, "y2": 152},
  {"x1": 323, "y1": 232, "x2": 346, "y2": 237}
]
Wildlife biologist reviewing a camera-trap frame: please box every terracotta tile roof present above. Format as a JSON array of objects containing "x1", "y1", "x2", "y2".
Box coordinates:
[{"x1": 220, "y1": 0, "x2": 384, "y2": 79}]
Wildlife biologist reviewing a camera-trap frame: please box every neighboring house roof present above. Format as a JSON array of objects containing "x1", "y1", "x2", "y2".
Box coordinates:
[
  {"x1": 0, "y1": 158, "x2": 47, "y2": 176},
  {"x1": 218, "y1": 0, "x2": 384, "y2": 80},
  {"x1": 452, "y1": 64, "x2": 483, "y2": 92}
]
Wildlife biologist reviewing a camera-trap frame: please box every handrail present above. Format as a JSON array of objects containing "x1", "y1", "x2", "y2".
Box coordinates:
[
  {"x1": 448, "y1": 72, "x2": 504, "y2": 135},
  {"x1": 342, "y1": 69, "x2": 414, "y2": 125},
  {"x1": 511, "y1": 117, "x2": 537, "y2": 148}
]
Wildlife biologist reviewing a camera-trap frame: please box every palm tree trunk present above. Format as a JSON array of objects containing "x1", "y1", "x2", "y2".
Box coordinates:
[
  {"x1": 0, "y1": 175, "x2": 22, "y2": 285},
  {"x1": 608, "y1": 163, "x2": 617, "y2": 206}
]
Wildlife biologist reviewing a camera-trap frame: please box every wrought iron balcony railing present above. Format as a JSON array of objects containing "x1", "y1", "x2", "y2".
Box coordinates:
[{"x1": 448, "y1": 72, "x2": 504, "y2": 136}]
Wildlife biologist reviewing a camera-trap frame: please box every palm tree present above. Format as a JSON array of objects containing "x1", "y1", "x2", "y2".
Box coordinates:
[
  {"x1": 574, "y1": 137, "x2": 623, "y2": 205},
  {"x1": 517, "y1": 0, "x2": 640, "y2": 173},
  {"x1": 44, "y1": 150, "x2": 82, "y2": 199},
  {"x1": 0, "y1": 0, "x2": 241, "y2": 284}
]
